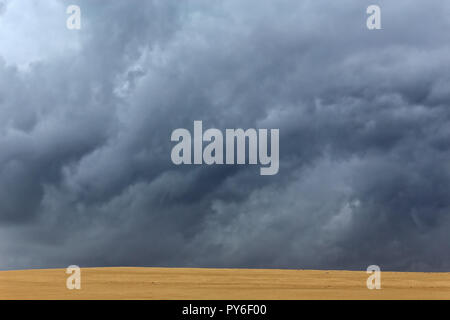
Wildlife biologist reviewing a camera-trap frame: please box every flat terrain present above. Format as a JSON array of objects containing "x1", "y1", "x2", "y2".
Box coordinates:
[{"x1": 0, "y1": 267, "x2": 449, "y2": 299}]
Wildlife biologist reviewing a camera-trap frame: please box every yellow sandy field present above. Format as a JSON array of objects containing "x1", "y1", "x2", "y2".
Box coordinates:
[{"x1": 0, "y1": 267, "x2": 449, "y2": 300}]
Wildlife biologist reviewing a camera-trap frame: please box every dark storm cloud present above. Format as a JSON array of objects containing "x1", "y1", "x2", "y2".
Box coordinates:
[{"x1": 0, "y1": 0, "x2": 450, "y2": 271}]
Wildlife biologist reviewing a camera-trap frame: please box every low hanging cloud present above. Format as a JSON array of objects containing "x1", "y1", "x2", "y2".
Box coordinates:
[{"x1": 0, "y1": 0, "x2": 450, "y2": 271}]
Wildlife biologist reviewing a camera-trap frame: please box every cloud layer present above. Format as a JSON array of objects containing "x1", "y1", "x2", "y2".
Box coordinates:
[{"x1": 0, "y1": 0, "x2": 450, "y2": 271}]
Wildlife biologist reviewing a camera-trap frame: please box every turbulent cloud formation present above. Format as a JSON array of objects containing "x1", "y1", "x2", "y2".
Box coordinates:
[{"x1": 0, "y1": 0, "x2": 450, "y2": 271}]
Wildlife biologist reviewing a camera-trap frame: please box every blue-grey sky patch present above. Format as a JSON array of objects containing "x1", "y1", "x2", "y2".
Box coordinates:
[{"x1": 0, "y1": 0, "x2": 450, "y2": 271}]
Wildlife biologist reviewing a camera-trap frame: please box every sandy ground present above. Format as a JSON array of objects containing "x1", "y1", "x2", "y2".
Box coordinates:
[{"x1": 0, "y1": 267, "x2": 449, "y2": 299}]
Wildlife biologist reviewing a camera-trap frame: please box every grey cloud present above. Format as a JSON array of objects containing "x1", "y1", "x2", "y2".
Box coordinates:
[{"x1": 0, "y1": 0, "x2": 450, "y2": 271}]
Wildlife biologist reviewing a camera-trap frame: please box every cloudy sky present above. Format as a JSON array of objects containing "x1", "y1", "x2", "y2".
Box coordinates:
[{"x1": 0, "y1": 0, "x2": 450, "y2": 271}]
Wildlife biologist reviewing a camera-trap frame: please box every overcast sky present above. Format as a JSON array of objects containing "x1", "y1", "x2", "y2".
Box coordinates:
[{"x1": 0, "y1": 0, "x2": 450, "y2": 271}]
